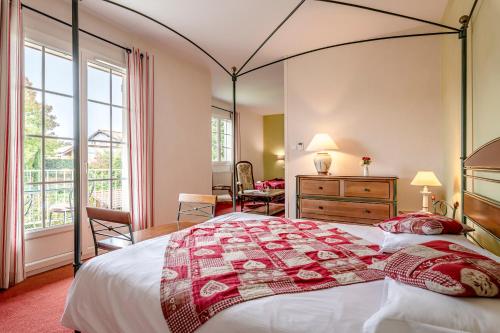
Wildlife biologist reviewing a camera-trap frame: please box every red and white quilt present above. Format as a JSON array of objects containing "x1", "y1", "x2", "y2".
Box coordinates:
[{"x1": 160, "y1": 218, "x2": 387, "y2": 333}]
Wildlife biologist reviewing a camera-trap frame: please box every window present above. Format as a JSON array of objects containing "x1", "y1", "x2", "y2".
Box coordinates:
[
  {"x1": 23, "y1": 40, "x2": 129, "y2": 232},
  {"x1": 87, "y1": 62, "x2": 128, "y2": 210},
  {"x1": 23, "y1": 41, "x2": 74, "y2": 230},
  {"x1": 211, "y1": 114, "x2": 232, "y2": 163}
]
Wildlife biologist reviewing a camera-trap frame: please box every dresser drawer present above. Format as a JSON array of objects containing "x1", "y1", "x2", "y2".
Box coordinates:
[
  {"x1": 344, "y1": 180, "x2": 390, "y2": 199},
  {"x1": 300, "y1": 199, "x2": 390, "y2": 222},
  {"x1": 300, "y1": 179, "x2": 340, "y2": 196}
]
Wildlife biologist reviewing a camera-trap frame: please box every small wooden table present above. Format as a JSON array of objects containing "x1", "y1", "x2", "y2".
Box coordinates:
[{"x1": 240, "y1": 189, "x2": 285, "y2": 216}]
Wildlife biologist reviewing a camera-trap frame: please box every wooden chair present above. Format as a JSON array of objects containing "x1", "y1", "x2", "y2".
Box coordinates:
[
  {"x1": 235, "y1": 161, "x2": 266, "y2": 211},
  {"x1": 86, "y1": 207, "x2": 134, "y2": 256},
  {"x1": 176, "y1": 193, "x2": 217, "y2": 230},
  {"x1": 235, "y1": 161, "x2": 256, "y2": 193}
]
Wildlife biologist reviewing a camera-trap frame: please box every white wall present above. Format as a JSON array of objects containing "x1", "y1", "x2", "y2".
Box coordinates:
[
  {"x1": 22, "y1": 0, "x2": 211, "y2": 274},
  {"x1": 238, "y1": 106, "x2": 264, "y2": 181},
  {"x1": 285, "y1": 37, "x2": 444, "y2": 217}
]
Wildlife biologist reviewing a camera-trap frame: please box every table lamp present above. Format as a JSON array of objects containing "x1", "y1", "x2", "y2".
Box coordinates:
[
  {"x1": 411, "y1": 171, "x2": 442, "y2": 212},
  {"x1": 306, "y1": 133, "x2": 339, "y2": 175}
]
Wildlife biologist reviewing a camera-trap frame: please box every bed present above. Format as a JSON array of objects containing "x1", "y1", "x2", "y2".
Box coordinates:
[{"x1": 62, "y1": 212, "x2": 499, "y2": 333}]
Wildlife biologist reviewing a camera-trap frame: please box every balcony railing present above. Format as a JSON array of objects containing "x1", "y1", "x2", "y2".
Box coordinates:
[{"x1": 24, "y1": 169, "x2": 126, "y2": 231}]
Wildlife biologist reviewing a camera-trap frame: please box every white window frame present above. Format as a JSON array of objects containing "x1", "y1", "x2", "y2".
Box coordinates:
[
  {"x1": 22, "y1": 34, "x2": 129, "y2": 237},
  {"x1": 211, "y1": 110, "x2": 233, "y2": 169}
]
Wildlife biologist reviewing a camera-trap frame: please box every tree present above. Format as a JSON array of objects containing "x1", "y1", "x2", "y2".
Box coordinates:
[{"x1": 24, "y1": 79, "x2": 62, "y2": 182}]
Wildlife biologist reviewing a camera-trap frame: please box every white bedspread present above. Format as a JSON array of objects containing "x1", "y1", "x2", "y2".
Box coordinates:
[{"x1": 61, "y1": 213, "x2": 497, "y2": 333}]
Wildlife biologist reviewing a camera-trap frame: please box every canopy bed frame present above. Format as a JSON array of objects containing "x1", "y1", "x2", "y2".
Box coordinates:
[{"x1": 21, "y1": 0, "x2": 482, "y2": 273}]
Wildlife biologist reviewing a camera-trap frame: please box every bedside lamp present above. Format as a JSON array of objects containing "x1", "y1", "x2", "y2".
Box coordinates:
[
  {"x1": 306, "y1": 133, "x2": 339, "y2": 175},
  {"x1": 411, "y1": 171, "x2": 442, "y2": 212}
]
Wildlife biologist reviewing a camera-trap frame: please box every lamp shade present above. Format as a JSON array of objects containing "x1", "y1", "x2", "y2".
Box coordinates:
[
  {"x1": 411, "y1": 171, "x2": 442, "y2": 186},
  {"x1": 306, "y1": 133, "x2": 339, "y2": 152}
]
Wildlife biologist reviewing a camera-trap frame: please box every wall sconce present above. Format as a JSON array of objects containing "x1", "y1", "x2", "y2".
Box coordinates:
[{"x1": 276, "y1": 154, "x2": 285, "y2": 161}]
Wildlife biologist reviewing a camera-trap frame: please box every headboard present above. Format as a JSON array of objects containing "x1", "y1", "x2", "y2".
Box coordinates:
[{"x1": 463, "y1": 137, "x2": 500, "y2": 255}]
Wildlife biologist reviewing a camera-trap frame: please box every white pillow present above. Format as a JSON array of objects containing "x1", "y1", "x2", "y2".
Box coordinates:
[
  {"x1": 363, "y1": 278, "x2": 500, "y2": 333},
  {"x1": 379, "y1": 232, "x2": 500, "y2": 260}
]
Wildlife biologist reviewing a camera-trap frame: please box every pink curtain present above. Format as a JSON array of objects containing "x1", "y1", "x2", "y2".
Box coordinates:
[
  {"x1": 127, "y1": 49, "x2": 154, "y2": 230},
  {"x1": 0, "y1": 0, "x2": 24, "y2": 288}
]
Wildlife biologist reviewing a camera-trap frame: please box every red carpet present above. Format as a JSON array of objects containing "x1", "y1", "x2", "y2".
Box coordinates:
[
  {"x1": 0, "y1": 265, "x2": 73, "y2": 332},
  {"x1": 0, "y1": 204, "x2": 281, "y2": 333}
]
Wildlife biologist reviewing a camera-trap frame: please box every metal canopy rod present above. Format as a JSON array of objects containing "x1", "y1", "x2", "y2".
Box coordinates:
[
  {"x1": 231, "y1": 67, "x2": 238, "y2": 212},
  {"x1": 21, "y1": 4, "x2": 132, "y2": 53},
  {"x1": 212, "y1": 105, "x2": 233, "y2": 113},
  {"x1": 238, "y1": 31, "x2": 458, "y2": 77},
  {"x1": 236, "y1": 0, "x2": 306, "y2": 75},
  {"x1": 314, "y1": 0, "x2": 460, "y2": 32},
  {"x1": 468, "y1": 0, "x2": 479, "y2": 21},
  {"x1": 72, "y1": 0, "x2": 82, "y2": 275},
  {"x1": 102, "y1": 0, "x2": 231, "y2": 77}
]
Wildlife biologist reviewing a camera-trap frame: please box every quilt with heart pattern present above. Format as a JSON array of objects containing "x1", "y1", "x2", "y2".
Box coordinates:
[{"x1": 160, "y1": 218, "x2": 387, "y2": 333}]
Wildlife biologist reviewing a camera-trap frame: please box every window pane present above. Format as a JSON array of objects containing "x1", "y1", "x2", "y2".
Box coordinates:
[
  {"x1": 112, "y1": 73, "x2": 124, "y2": 106},
  {"x1": 45, "y1": 50, "x2": 72, "y2": 95},
  {"x1": 112, "y1": 179, "x2": 128, "y2": 210},
  {"x1": 24, "y1": 89, "x2": 43, "y2": 136},
  {"x1": 45, "y1": 93, "x2": 73, "y2": 138},
  {"x1": 24, "y1": 184, "x2": 42, "y2": 230},
  {"x1": 24, "y1": 136, "x2": 42, "y2": 183},
  {"x1": 112, "y1": 144, "x2": 126, "y2": 179},
  {"x1": 24, "y1": 44, "x2": 42, "y2": 89},
  {"x1": 111, "y1": 107, "x2": 125, "y2": 141},
  {"x1": 88, "y1": 180, "x2": 111, "y2": 209},
  {"x1": 211, "y1": 118, "x2": 218, "y2": 162},
  {"x1": 45, "y1": 183, "x2": 73, "y2": 227},
  {"x1": 88, "y1": 101, "x2": 110, "y2": 138},
  {"x1": 88, "y1": 141, "x2": 111, "y2": 180},
  {"x1": 44, "y1": 138, "x2": 73, "y2": 182},
  {"x1": 88, "y1": 65, "x2": 110, "y2": 103}
]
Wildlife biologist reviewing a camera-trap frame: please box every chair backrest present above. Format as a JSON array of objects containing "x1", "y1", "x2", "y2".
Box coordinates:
[
  {"x1": 86, "y1": 206, "x2": 131, "y2": 224},
  {"x1": 236, "y1": 161, "x2": 255, "y2": 192},
  {"x1": 177, "y1": 193, "x2": 217, "y2": 223},
  {"x1": 432, "y1": 200, "x2": 459, "y2": 219},
  {"x1": 86, "y1": 207, "x2": 134, "y2": 254}
]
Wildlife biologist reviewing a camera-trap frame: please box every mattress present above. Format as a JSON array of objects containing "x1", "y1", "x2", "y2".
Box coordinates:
[{"x1": 61, "y1": 213, "x2": 497, "y2": 333}]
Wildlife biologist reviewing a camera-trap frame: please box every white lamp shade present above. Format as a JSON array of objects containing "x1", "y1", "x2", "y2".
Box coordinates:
[
  {"x1": 411, "y1": 171, "x2": 442, "y2": 186},
  {"x1": 306, "y1": 133, "x2": 339, "y2": 152}
]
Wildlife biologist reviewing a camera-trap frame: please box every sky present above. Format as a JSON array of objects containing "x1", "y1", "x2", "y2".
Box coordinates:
[{"x1": 24, "y1": 45, "x2": 125, "y2": 141}]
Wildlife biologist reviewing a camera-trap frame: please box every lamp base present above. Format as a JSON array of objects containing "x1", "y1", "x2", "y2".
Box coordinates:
[
  {"x1": 313, "y1": 153, "x2": 332, "y2": 175},
  {"x1": 420, "y1": 186, "x2": 432, "y2": 212}
]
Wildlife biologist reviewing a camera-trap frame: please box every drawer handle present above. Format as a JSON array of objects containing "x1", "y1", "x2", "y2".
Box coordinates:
[
  {"x1": 318, "y1": 206, "x2": 324, "y2": 210},
  {"x1": 318, "y1": 186, "x2": 323, "y2": 190},
  {"x1": 364, "y1": 188, "x2": 371, "y2": 192},
  {"x1": 365, "y1": 209, "x2": 371, "y2": 214}
]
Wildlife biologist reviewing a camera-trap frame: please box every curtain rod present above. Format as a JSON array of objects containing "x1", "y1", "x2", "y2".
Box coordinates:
[{"x1": 21, "y1": 4, "x2": 132, "y2": 54}]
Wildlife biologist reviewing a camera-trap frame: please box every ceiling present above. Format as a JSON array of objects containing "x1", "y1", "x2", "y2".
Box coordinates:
[{"x1": 80, "y1": 0, "x2": 468, "y2": 114}]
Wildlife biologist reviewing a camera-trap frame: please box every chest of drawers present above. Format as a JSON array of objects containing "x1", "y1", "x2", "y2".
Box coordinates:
[{"x1": 296, "y1": 175, "x2": 398, "y2": 225}]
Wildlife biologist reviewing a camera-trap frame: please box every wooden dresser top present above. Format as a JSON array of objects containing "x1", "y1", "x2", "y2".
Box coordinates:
[{"x1": 296, "y1": 175, "x2": 398, "y2": 180}]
